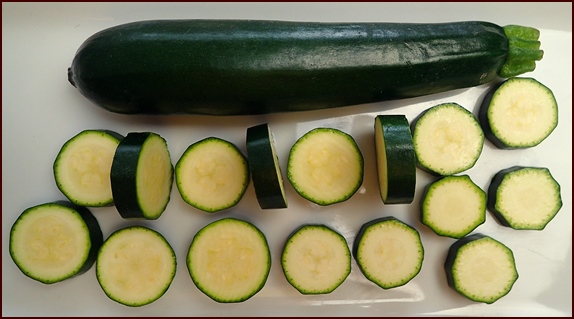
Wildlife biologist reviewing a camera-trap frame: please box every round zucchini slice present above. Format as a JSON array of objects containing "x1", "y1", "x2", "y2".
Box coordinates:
[
  {"x1": 420, "y1": 175, "x2": 486, "y2": 239},
  {"x1": 374, "y1": 115, "x2": 416, "y2": 204},
  {"x1": 96, "y1": 226, "x2": 176, "y2": 307},
  {"x1": 353, "y1": 217, "x2": 424, "y2": 289},
  {"x1": 54, "y1": 129, "x2": 123, "y2": 207},
  {"x1": 287, "y1": 127, "x2": 364, "y2": 206},
  {"x1": 479, "y1": 77, "x2": 558, "y2": 149},
  {"x1": 412, "y1": 102, "x2": 484, "y2": 176},
  {"x1": 445, "y1": 233, "x2": 518, "y2": 304},
  {"x1": 9, "y1": 201, "x2": 103, "y2": 284},
  {"x1": 246, "y1": 123, "x2": 288, "y2": 209},
  {"x1": 487, "y1": 166, "x2": 562, "y2": 230},
  {"x1": 110, "y1": 132, "x2": 173, "y2": 220},
  {"x1": 187, "y1": 218, "x2": 271, "y2": 303},
  {"x1": 175, "y1": 137, "x2": 249, "y2": 213},
  {"x1": 281, "y1": 224, "x2": 351, "y2": 295}
]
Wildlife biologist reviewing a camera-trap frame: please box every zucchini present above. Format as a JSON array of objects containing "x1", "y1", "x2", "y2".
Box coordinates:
[
  {"x1": 487, "y1": 166, "x2": 562, "y2": 230},
  {"x1": 420, "y1": 175, "x2": 486, "y2": 239},
  {"x1": 353, "y1": 217, "x2": 424, "y2": 289},
  {"x1": 53, "y1": 129, "x2": 123, "y2": 207},
  {"x1": 287, "y1": 127, "x2": 364, "y2": 206},
  {"x1": 68, "y1": 20, "x2": 543, "y2": 116},
  {"x1": 445, "y1": 233, "x2": 518, "y2": 304},
  {"x1": 412, "y1": 103, "x2": 484, "y2": 176},
  {"x1": 175, "y1": 137, "x2": 249, "y2": 213},
  {"x1": 374, "y1": 115, "x2": 416, "y2": 204},
  {"x1": 281, "y1": 224, "x2": 351, "y2": 295},
  {"x1": 246, "y1": 123, "x2": 288, "y2": 209},
  {"x1": 479, "y1": 77, "x2": 558, "y2": 149},
  {"x1": 9, "y1": 201, "x2": 103, "y2": 284},
  {"x1": 110, "y1": 132, "x2": 173, "y2": 220},
  {"x1": 187, "y1": 218, "x2": 271, "y2": 303},
  {"x1": 96, "y1": 226, "x2": 176, "y2": 307}
]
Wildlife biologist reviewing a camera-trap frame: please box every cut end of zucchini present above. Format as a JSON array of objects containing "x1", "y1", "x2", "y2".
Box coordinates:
[
  {"x1": 9, "y1": 201, "x2": 103, "y2": 284},
  {"x1": 54, "y1": 130, "x2": 123, "y2": 207},
  {"x1": 445, "y1": 234, "x2": 518, "y2": 304},
  {"x1": 412, "y1": 103, "x2": 484, "y2": 176},
  {"x1": 111, "y1": 132, "x2": 173, "y2": 220},
  {"x1": 421, "y1": 175, "x2": 486, "y2": 239},
  {"x1": 287, "y1": 128, "x2": 364, "y2": 206},
  {"x1": 281, "y1": 225, "x2": 351, "y2": 295},
  {"x1": 488, "y1": 166, "x2": 562, "y2": 230},
  {"x1": 353, "y1": 217, "x2": 424, "y2": 289},
  {"x1": 480, "y1": 77, "x2": 558, "y2": 149},
  {"x1": 187, "y1": 218, "x2": 271, "y2": 303},
  {"x1": 374, "y1": 115, "x2": 416, "y2": 204},
  {"x1": 500, "y1": 25, "x2": 543, "y2": 78},
  {"x1": 176, "y1": 137, "x2": 249, "y2": 213},
  {"x1": 96, "y1": 226, "x2": 176, "y2": 307},
  {"x1": 246, "y1": 123, "x2": 288, "y2": 209}
]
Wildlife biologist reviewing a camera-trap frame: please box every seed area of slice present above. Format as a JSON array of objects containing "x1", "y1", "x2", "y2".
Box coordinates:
[
  {"x1": 187, "y1": 218, "x2": 271, "y2": 303},
  {"x1": 287, "y1": 127, "x2": 364, "y2": 206},
  {"x1": 176, "y1": 137, "x2": 249, "y2": 213},
  {"x1": 281, "y1": 224, "x2": 351, "y2": 295},
  {"x1": 412, "y1": 103, "x2": 484, "y2": 176}
]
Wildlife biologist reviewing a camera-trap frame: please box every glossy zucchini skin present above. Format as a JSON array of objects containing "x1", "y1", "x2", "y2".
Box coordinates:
[{"x1": 69, "y1": 20, "x2": 513, "y2": 116}]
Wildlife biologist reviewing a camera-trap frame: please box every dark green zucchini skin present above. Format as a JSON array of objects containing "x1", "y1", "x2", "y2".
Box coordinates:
[{"x1": 69, "y1": 20, "x2": 511, "y2": 116}]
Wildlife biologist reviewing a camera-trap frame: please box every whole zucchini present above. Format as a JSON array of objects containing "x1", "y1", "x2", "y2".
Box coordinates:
[{"x1": 68, "y1": 20, "x2": 543, "y2": 116}]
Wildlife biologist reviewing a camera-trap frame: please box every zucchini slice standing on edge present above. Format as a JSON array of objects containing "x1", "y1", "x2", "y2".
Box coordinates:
[
  {"x1": 9, "y1": 201, "x2": 103, "y2": 284},
  {"x1": 287, "y1": 128, "x2": 364, "y2": 206},
  {"x1": 374, "y1": 115, "x2": 416, "y2": 204},
  {"x1": 445, "y1": 233, "x2": 518, "y2": 304},
  {"x1": 175, "y1": 137, "x2": 249, "y2": 213},
  {"x1": 96, "y1": 226, "x2": 176, "y2": 307},
  {"x1": 187, "y1": 218, "x2": 271, "y2": 303},
  {"x1": 54, "y1": 129, "x2": 123, "y2": 207},
  {"x1": 246, "y1": 123, "x2": 288, "y2": 209},
  {"x1": 110, "y1": 132, "x2": 173, "y2": 220},
  {"x1": 281, "y1": 224, "x2": 351, "y2": 295}
]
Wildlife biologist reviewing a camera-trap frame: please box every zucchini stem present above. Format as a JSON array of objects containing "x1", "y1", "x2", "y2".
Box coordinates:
[{"x1": 500, "y1": 25, "x2": 544, "y2": 78}]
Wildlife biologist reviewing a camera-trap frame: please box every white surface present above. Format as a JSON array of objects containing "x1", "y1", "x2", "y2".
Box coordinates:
[{"x1": 2, "y1": 2, "x2": 572, "y2": 317}]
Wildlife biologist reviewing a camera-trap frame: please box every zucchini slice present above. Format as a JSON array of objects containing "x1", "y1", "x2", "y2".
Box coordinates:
[
  {"x1": 420, "y1": 175, "x2": 486, "y2": 239},
  {"x1": 187, "y1": 218, "x2": 271, "y2": 303},
  {"x1": 374, "y1": 115, "x2": 416, "y2": 204},
  {"x1": 9, "y1": 201, "x2": 103, "y2": 284},
  {"x1": 487, "y1": 166, "x2": 562, "y2": 230},
  {"x1": 479, "y1": 77, "x2": 558, "y2": 149},
  {"x1": 54, "y1": 129, "x2": 123, "y2": 207},
  {"x1": 281, "y1": 224, "x2": 351, "y2": 295},
  {"x1": 110, "y1": 132, "x2": 173, "y2": 220},
  {"x1": 96, "y1": 226, "x2": 176, "y2": 307},
  {"x1": 246, "y1": 123, "x2": 288, "y2": 209},
  {"x1": 353, "y1": 217, "x2": 424, "y2": 289},
  {"x1": 175, "y1": 137, "x2": 249, "y2": 213},
  {"x1": 412, "y1": 103, "x2": 484, "y2": 176},
  {"x1": 287, "y1": 128, "x2": 364, "y2": 206},
  {"x1": 445, "y1": 233, "x2": 518, "y2": 304}
]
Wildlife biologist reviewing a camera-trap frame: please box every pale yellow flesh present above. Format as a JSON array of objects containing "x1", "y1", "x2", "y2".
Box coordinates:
[
  {"x1": 423, "y1": 177, "x2": 485, "y2": 236},
  {"x1": 136, "y1": 135, "x2": 172, "y2": 218},
  {"x1": 374, "y1": 119, "x2": 389, "y2": 201},
  {"x1": 414, "y1": 104, "x2": 483, "y2": 175},
  {"x1": 357, "y1": 221, "x2": 423, "y2": 288},
  {"x1": 496, "y1": 169, "x2": 561, "y2": 227},
  {"x1": 289, "y1": 130, "x2": 362, "y2": 203},
  {"x1": 10, "y1": 205, "x2": 90, "y2": 282},
  {"x1": 452, "y1": 238, "x2": 517, "y2": 303},
  {"x1": 177, "y1": 140, "x2": 247, "y2": 211},
  {"x1": 97, "y1": 228, "x2": 175, "y2": 305},
  {"x1": 268, "y1": 127, "x2": 287, "y2": 204},
  {"x1": 282, "y1": 227, "x2": 350, "y2": 293},
  {"x1": 56, "y1": 133, "x2": 119, "y2": 205},
  {"x1": 188, "y1": 220, "x2": 270, "y2": 301},
  {"x1": 489, "y1": 78, "x2": 558, "y2": 146}
]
